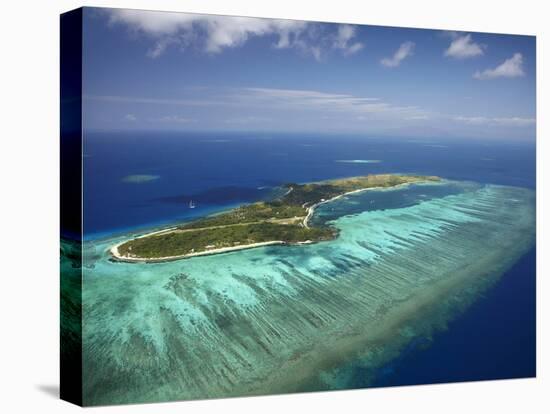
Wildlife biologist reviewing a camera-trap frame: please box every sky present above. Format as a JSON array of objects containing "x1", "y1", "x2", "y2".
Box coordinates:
[{"x1": 82, "y1": 7, "x2": 536, "y2": 140}]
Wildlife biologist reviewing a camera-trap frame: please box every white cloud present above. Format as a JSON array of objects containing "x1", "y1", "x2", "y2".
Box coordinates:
[
  {"x1": 406, "y1": 115, "x2": 430, "y2": 120},
  {"x1": 107, "y1": 10, "x2": 367, "y2": 61},
  {"x1": 243, "y1": 87, "x2": 383, "y2": 111},
  {"x1": 90, "y1": 87, "x2": 431, "y2": 122},
  {"x1": 380, "y1": 41, "x2": 415, "y2": 68},
  {"x1": 108, "y1": 9, "x2": 309, "y2": 57},
  {"x1": 204, "y1": 17, "x2": 306, "y2": 53},
  {"x1": 453, "y1": 115, "x2": 535, "y2": 126},
  {"x1": 310, "y1": 46, "x2": 322, "y2": 62},
  {"x1": 108, "y1": 10, "x2": 195, "y2": 35},
  {"x1": 225, "y1": 116, "x2": 270, "y2": 125},
  {"x1": 85, "y1": 95, "x2": 218, "y2": 107},
  {"x1": 92, "y1": 88, "x2": 535, "y2": 135},
  {"x1": 473, "y1": 53, "x2": 525, "y2": 80},
  {"x1": 333, "y1": 25, "x2": 364, "y2": 56},
  {"x1": 444, "y1": 34, "x2": 484, "y2": 59},
  {"x1": 491, "y1": 117, "x2": 535, "y2": 126},
  {"x1": 156, "y1": 115, "x2": 194, "y2": 123},
  {"x1": 147, "y1": 37, "x2": 177, "y2": 59},
  {"x1": 346, "y1": 43, "x2": 364, "y2": 55},
  {"x1": 242, "y1": 87, "x2": 427, "y2": 119}
]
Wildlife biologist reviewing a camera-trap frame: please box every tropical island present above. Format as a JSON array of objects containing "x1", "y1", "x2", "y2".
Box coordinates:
[{"x1": 110, "y1": 174, "x2": 439, "y2": 263}]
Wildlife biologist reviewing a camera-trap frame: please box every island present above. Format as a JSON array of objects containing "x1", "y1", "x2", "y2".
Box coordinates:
[{"x1": 110, "y1": 174, "x2": 440, "y2": 263}]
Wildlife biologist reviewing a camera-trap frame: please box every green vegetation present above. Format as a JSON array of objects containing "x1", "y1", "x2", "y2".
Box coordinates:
[
  {"x1": 114, "y1": 174, "x2": 439, "y2": 261},
  {"x1": 283, "y1": 174, "x2": 438, "y2": 206},
  {"x1": 118, "y1": 223, "x2": 335, "y2": 258},
  {"x1": 181, "y1": 201, "x2": 307, "y2": 229}
]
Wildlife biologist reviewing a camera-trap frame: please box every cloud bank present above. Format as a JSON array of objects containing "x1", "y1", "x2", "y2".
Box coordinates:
[
  {"x1": 453, "y1": 115, "x2": 535, "y2": 126},
  {"x1": 241, "y1": 87, "x2": 425, "y2": 119},
  {"x1": 107, "y1": 9, "x2": 363, "y2": 60}
]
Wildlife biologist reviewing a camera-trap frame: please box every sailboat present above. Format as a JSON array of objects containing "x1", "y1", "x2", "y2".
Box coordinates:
[{"x1": 189, "y1": 200, "x2": 196, "y2": 209}]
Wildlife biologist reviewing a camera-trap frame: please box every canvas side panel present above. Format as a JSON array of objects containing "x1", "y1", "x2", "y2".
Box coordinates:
[{"x1": 60, "y1": 7, "x2": 83, "y2": 407}]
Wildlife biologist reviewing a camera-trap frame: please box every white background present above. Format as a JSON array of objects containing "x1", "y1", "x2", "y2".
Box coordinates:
[{"x1": 0, "y1": 0, "x2": 547, "y2": 412}]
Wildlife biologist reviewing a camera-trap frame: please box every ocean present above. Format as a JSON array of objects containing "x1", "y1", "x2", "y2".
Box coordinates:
[
  {"x1": 77, "y1": 131, "x2": 535, "y2": 404},
  {"x1": 83, "y1": 131, "x2": 535, "y2": 238}
]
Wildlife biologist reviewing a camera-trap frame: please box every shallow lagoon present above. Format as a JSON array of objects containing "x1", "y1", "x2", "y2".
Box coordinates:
[{"x1": 79, "y1": 180, "x2": 535, "y2": 405}]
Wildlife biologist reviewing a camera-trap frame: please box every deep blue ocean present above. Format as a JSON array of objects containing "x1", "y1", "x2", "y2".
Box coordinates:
[{"x1": 83, "y1": 131, "x2": 536, "y2": 387}]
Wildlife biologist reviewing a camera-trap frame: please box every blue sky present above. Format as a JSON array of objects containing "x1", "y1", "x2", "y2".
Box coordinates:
[{"x1": 82, "y1": 7, "x2": 536, "y2": 140}]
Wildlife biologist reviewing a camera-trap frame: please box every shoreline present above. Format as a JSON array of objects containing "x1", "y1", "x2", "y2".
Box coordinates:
[
  {"x1": 109, "y1": 179, "x2": 435, "y2": 263},
  {"x1": 303, "y1": 181, "x2": 415, "y2": 228},
  {"x1": 110, "y1": 240, "x2": 287, "y2": 263},
  {"x1": 109, "y1": 226, "x2": 177, "y2": 261}
]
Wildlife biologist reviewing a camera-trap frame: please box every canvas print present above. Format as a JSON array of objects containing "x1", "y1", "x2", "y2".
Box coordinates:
[{"x1": 60, "y1": 7, "x2": 536, "y2": 406}]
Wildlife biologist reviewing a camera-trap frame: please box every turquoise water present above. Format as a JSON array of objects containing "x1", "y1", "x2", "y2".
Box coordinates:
[{"x1": 79, "y1": 180, "x2": 535, "y2": 405}]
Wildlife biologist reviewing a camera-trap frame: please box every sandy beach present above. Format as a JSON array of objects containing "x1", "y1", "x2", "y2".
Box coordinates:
[{"x1": 110, "y1": 240, "x2": 286, "y2": 263}]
